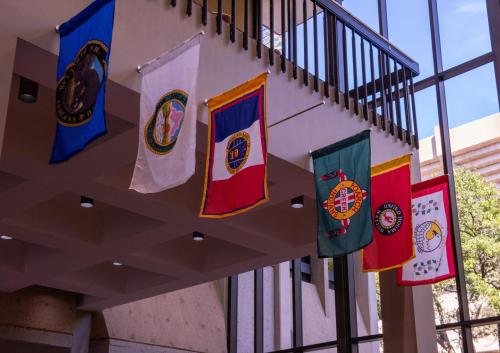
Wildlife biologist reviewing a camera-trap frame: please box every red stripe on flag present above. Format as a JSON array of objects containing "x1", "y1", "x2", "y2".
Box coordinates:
[{"x1": 202, "y1": 164, "x2": 267, "y2": 215}]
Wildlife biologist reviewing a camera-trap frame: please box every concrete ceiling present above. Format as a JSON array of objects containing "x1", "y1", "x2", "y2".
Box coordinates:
[{"x1": 0, "y1": 39, "x2": 318, "y2": 310}]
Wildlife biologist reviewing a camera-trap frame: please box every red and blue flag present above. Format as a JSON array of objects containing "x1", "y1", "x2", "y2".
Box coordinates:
[{"x1": 200, "y1": 73, "x2": 269, "y2": 218}]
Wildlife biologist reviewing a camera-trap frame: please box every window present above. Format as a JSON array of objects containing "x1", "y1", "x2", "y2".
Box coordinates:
[
  {"x1": 387, "y1": 0, "x2": 434, "y2": 79},
  {"x1": 342, "y1": 0, "x2": 379, "y2": 33},
  {"x1": 444, "y1": 63, "x2": 498, "y2": 129},
  {"x1": 437, "y1": 0, "x2": 492, "y2": 70}
]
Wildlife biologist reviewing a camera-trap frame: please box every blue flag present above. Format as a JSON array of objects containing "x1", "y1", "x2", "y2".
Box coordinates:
[{"x1": 50, "y1": 0, "x2": 115, "y2": 163}]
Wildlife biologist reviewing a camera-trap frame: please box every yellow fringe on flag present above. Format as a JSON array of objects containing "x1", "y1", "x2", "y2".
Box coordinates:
[{"x1": 371, "y1": 153, "x2": 412, "y2": 177}]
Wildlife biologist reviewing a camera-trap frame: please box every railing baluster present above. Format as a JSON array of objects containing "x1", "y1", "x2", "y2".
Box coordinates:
[
  {"x1": 253, "y1": 0, "x2": 258, "y2": 39},
  {"x1": 217, "y1": 0, "x2": 222, "y2": 34},
  {"x1": 360, "y1": 38, "x2": 368, "y2": 120},
  {"x1": 410, "y1": 75, "x2": 419, "y2": 149},
  {"x1": 183, "y1": 0, "x2": 419, "y2": 139},
  {"x1": 292, "y1": 0, "x2": 297, "y2": 79},
  {"x1": 281, "y1": 0, "x2": 286, "y2": 72},
  {"x1": 402, "y1": 68, "x2": 412, "y2": 145},
  {"x1": 323, "y1": 10, "x2": 329, "y2": 98},
  {"x1": 351, "y1": 29, "x2": 359, "y2": 115},
  {"x1": 230, "y1": 0, "x2": 236, "y2": 42},
  {"x1": 313, "y1": 0, "x2": 318, "y2": 92},
  {"x1": 257, "y1": 0, "x2": 262, "y2": 58},
  {"x1": 313, "y1": 1, "x2": 319, "y2": 92},
  {"x1": 202, "y1": 0, "x2": 208, "y2": 26},
  {"x1": 385, "y1": 55, "x2": 394, "y2": 135},
  {"x1": 369, "y1": 43, "x2": 377, "y2": 126},
  {"x1": 341, "y1": 22, "x2": 349, "y2": 110},
  {"x1": 378, "y1": 48, "x2": 387, "y2": 130},
  {"x1": 302, "y1": 0, "x2": 308, "y2": 86},
  {"x1": 394, "y1": 60, "x2": 403, "y2": 140},
  {"x1": 244, "y1": 0, "x2": 249, "y2": 50},
  {"x1": 287, "y1": 0, "x2": 292, "y2": 62},
  {"x1": 270, "y1": 0, "x2": 275, "y2": 65},
  {"x1": 332, "y1": 16, "x2": 340, "y2": 104}
]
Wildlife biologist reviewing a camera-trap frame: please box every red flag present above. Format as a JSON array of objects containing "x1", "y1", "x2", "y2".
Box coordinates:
[
  {"x1": 397, "y1": 175, "x2": 456, "y2": 285},
  {"x1": 362, "y1": 154, "x2": 414, "y2": 271}
]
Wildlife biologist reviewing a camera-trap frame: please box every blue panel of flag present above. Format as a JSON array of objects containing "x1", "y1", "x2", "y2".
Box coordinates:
[{"x1": 50, "y1": 0, "x2": 115, "y2": 163}]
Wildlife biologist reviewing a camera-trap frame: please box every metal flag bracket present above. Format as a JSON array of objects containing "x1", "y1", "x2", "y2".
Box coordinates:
[
  {"x1": 136, "y1": 30, "x2": 205, "y2": 74},
  {"x1": 203, "y1": 69, "x2": 271, "y2": 107},
  {"x1": 308, "y1": 128, "x2": 373, "y2": 156}
]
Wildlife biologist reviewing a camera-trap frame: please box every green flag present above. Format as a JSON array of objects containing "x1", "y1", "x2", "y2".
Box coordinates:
[{"x1": 312, "y1": 130, "x2": 372, "y2": 257}]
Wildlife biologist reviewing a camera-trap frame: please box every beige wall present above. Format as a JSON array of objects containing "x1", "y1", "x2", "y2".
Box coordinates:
[
  {"x1": 0, "y1": 286, "x2": 76, "y2": 334},
  {"x1": 94, "y1": 282, "x2": 227, "y2": 353},
  {"x1": 0, "y1": 284, "x2": 227, "y2": 353},
  {"x1": 419, "y1": 113, "x2": 500, "y2": 187}
]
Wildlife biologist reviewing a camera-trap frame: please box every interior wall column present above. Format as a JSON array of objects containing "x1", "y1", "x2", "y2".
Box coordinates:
[
  {"x1": 71, "y1": 311, "x2": 92, "y2": 353},
  {"x1": 0, "y1": 39, "x2": 16, "y2": 158},
  {"x1": 273, "y1": 262, "x2": 292, "y2": 350}
]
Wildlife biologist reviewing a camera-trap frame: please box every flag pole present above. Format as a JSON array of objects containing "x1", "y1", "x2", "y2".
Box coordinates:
[
  {"x1": 137, "y1": 30, "x2": 205, "y2": 74},
  {"x1": 308, "y1": 128, "x2": 373, "y2": 156},
  {"x1": 203, "y1": 69, "x2": 271, "y2": 107}
]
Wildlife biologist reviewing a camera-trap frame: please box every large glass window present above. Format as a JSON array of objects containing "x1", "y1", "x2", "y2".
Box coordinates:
[
  {"x1": 472, "y1": 325, "x2": 500, "y2": 352},
  {"x1": 342, "y1": 0, "x2": 379, "y2": 34},
  {"x1": 444, "y1": 63, "x2": 499, "y2": 128},
  {"x1": 437, "y1": 329, "x2": 462, "y2": 353},
  {"x1": 437, "y1": 0, "x2": 492, "y2": 69},
  {"x1": 414, "y1": 85, "x2": 440, "y2": 139},
  {"x1": 432, "y1": 279, "x2": 460, "y2": 325},
  {"x1": 387, "y1": 0, "x2": 435, "y2": 79}
]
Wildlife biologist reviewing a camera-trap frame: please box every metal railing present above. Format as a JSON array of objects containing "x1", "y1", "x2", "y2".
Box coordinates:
[{"x1": 178, "y1": 0, "x2": 420, "y2": 147}]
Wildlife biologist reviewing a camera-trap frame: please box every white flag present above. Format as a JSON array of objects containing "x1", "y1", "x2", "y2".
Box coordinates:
[
  {"x1": 397, "y1": 175, "x2": 456, "y2": 285},
  {"x1": 130, "y1": 33, "x2": 202, "y2": 193}
]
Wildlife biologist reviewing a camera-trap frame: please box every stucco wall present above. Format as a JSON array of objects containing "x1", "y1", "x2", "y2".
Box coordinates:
[
  {"x1": 94, "y1": 282, "x2": 227, "y2": 353},
  {"x1": 0, "y1": 286, "x2": 76, "y2": 334}
]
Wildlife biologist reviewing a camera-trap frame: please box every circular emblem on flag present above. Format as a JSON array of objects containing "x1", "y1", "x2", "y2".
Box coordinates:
[
  {"x1": 56, "y1": 40, "x2": 108, "y2": 126},
  {"x1": 225, "y1": 131, "x2": 251, "y2": 174},
  {"x1": 145, "y1": 90, "x2": 188, "y2": 155},
  {"x1": 415, "y1": 220, "x2": 443, "y2": 253},
  {"x1": 323, "y1": 180, "x2": 366, "y2": 220},
  {"x1": 374, "y1": 203, "x2": 403, "y2": 236}
]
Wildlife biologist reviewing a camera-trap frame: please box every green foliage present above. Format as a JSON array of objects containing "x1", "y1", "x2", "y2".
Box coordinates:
[
  {"x1": 454, "y1": 167, "x2": 500, "y2": 318},
  {"x1": 434, "y1": 168, "x2": 500, "y2": 352}
]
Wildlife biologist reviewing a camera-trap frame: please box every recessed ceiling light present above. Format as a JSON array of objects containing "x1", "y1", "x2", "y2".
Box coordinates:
[
  {"x1": 0, "y1": 235, "x2": 13, "y2": 240},
  {"x1": 18, "y1": 77, "x2": 38, "y2": 103},
  {"x1": 192, "y1": 231, "x2": 204, "y2": 241},
  {"x1": 291, "y1": 196, "x2": 304, "y2": 209},
  {"x1": 112, "y1": 261, "x2": 123, "y2": 266},
  {"x1": 80, "y1": 196, "x2": 94, "y2": 208}
]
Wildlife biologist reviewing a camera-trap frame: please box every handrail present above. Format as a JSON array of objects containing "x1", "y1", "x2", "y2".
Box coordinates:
[
  {"x1": 316, "y1": 0, "x2": 419, "y2": 75},
  {"x1": 181, "y1": 0, "x2": 420, "y2": 148}
]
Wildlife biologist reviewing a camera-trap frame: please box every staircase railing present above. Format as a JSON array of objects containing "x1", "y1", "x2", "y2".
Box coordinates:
[{"x1": 180, "y1": 0, "x2": 421, "y2": 148}]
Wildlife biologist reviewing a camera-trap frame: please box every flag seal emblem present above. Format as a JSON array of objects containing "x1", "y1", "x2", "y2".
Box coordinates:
[
  {"x1": 321, "y1": 169, "x2": 368, "y2": 236},
  {"x1": 225, "y1": 131, "x2": 251, "y2": 174},
  {"x1": 323, "y1": 179, "x2": 366, "y2": 220},
  {"x1": 374, "y1": 203, "x2": 403, "y2": 236},
  {"x1": 56, "y1": 40, "x2": 108, "y2": 126},
  {"x1": 144, "y1": 89, "x2": 188, "y2": 155},
  {"x1": 415, "y1": 220, "x2": 443, "y2": 253}
]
